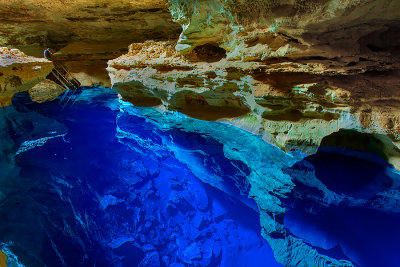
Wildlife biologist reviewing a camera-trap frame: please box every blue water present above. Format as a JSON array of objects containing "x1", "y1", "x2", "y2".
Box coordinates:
[
  {"x1": 0, "y1": 88, "x2": 280, "y2": 267},
  {"x1": 1, "y1": 87, "x2": 400, "y2": 267},
  {"x1": 284, "y1": 150, "x2": 400, "y2": 267}
]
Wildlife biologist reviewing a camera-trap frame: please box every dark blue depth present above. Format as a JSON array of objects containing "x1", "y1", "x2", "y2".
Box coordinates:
[
  {"x1": 1, "y1": 88, "x2": 399, "y2": 267},
  {"x1": 284, "y1": 149, "x2": 400, "y2": 267},
  {"x1": 0, "y1": 90, "x2": 280, "y2": 267}
]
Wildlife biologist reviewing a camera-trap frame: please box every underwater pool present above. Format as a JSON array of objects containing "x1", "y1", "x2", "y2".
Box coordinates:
[
  {"x1": 0, "y1": 88, "x2": 280, "y2": 267},
  {"x1": 0, "y1": 87, "x2": 399, "y2": 267}
]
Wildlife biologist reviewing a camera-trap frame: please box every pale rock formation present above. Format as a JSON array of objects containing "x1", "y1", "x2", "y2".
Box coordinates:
[
  {"x1": 169, "y1": 0, "x2": 400, "y2": 68},
  {"x1": 0, "y1": 0, "x2": 180, "y2": 55},
  {"x1": 107, "y1": 41, "x2": 400, "y2": 169},
  {"x1": 0, "y1": 0, "x2": 399, "y2": 266},
  {"x1": 0, "y1": 0, "x2": 181, "y2": 84},
  {"x1": 29, "y1": 79, "x2": 66, "y2": 103},
  {"x1": 107, "y1": 1, "x2": 400, "y2": 265},
  {"x1": 0, "y1": 47, "x2": 53, "y2": 107}
]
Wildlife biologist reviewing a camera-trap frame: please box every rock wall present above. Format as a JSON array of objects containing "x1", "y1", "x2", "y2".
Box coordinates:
[
  {"x1": 0, "y1": 0, "x2": 400, "y2": 266},
  {"x1": 0, "y1": 47, "x2": 54, "y2": 107},
  {"x1": 106, "y1": 2, "x2": 400, "y2": 265},
  {"x1": 0, "y1": 0, "x2": 181, "y2": 86},
  {"x1": 169, "y1": 0, "x2": 400, "y2": 65},
  {"x1": 107, "y1": 42, "x2": 400, "y2": 169},
  {"x1": 0, "y1": 0, "x2": 180, "y2": 54},
  {"x1": 107, "y1": 0, "x2": 400, "y2": 167}
]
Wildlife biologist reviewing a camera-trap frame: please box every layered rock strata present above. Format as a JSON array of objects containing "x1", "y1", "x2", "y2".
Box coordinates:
[
  {"x1": 0, "y1": 0, "x2": 181, "y2": 84},
  {"x1": 0, "y1": 0, "x2": 180, "y2": 54},
  {"x1": 0, "y1": 0, "x2": 399, "y2": 266},
  {"x1": 0, "y1": 47, "x2": 54, "y2": 107},
  {"x1": 108, "y1": 41, "x2": 400, "y2": 169}
]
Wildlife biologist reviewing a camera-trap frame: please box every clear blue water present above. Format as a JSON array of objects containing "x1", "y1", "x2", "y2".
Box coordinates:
[
  {"x1": 0, "y1": 88, "x2": 280, "y2": 267},
  {"x1": 1, "y1": 87, "x2": 400, "y2": 267}
]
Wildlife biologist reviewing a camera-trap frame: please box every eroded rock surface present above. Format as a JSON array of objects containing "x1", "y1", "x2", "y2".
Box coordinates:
[
  {"x1": 0, "y1": 47, "x2": 53, "y2": 107},
  {"x1": 108, "y1": 40, "x2": 400, "y2": 169},
  {"x1": 0, "y1": 0, "x2": 180, "y2": 54},
  {"x1": 0, "y1": 0, "x2": 181, "y2": 85},
  {"x1": 29, "y1": 79, "x2": 66, "y2": 103},
  {"x1": 1, "y1": 0, "x2": 400, "y2": 266},
  {"x1": 106, "y1": 1, "x2": 400, "y2": 265}
]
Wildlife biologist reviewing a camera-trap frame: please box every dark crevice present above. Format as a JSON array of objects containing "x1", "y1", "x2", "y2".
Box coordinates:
[{"x1": 192, "y1": 43, "x2": 227, "y2": 63}]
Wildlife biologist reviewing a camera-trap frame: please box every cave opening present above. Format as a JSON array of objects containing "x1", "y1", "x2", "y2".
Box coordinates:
[
  {"x1": 192, "y1": 43, "x2": 227, "y2": 62},
  {"x1": 306, "y1": 129, "x2": 396, "y2": 198}
]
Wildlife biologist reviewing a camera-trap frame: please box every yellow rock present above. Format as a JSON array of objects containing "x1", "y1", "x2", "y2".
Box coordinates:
[
  {"x1": 0, "y1": 47, "x2": 54, "y2": 107},
  {"x1": 0, "y1": 250, "x2": 7, "y2": 267},
  {"x1": 29, "y1": 79, "x2": 66, "y2": 103},
  {"x1": 108, "y1": 39, "x2": 400, "y2": 170}
]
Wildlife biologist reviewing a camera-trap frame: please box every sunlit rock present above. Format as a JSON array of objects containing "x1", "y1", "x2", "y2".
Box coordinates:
[
  {"x1": 28, "y1": 79, "x2": 66, "y2": 103},
  {"x1": 107, "y1": 41, "x2": 400, "y2": 170},
  {"x1": 0, "y1": 0, "x2": 181, "y2": 84},
  {"x1": 0, "y1": 47, "x2": 53, "y2": 107},
  {"x1": 107, "y1": 0, "x2": 400, "y2": 172}
]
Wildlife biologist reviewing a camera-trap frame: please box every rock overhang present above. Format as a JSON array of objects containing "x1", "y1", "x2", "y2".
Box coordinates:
[{"x1": 0, "y1": 1, "x2": 400, "y2": 266}]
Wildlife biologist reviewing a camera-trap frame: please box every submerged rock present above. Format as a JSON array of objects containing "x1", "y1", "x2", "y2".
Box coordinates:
[
  {"x1": 103, "y1": 5, "x2": 400, "y2": 263},
  {"x1": 181, "y1": 243, "x2": 202, "y2": 264},
  {"x1": 168, "y1": 191, "x2": 194, "y2": 213},
  {"x1": 139, "y1": 251, "x2": 160, "y2": 267},
  {"x1": 107, "y1": 40, "x2": 400, "y2": 170},
  {"x1": 106, "y1": 0, "x2": 400, "y2": 172},
  {"x1": 0, "y1": 0, "x2": 399, "y2": 266},
  {"x1": 192, "y1": 187, "x2": 209, "y2": 211}
]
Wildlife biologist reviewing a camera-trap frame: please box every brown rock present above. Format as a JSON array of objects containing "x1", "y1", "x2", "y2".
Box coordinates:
[
  {"x1": 107, "y1": 41, "x2": 400, "y2": 169},
  {"x1": 1, "y1": 1, "x2": 399, "y2": 266},
  {"x1": 0, "y1": 47, "x2": 54, "y2": 107},
  {"x1": 29, "y1": 79, "x2": 66, "y2": 103},
  {"x1": 0, "y1": 0, "x2": 181, "y2": 85},
  {"x1": 0, "y1": 250, "x2": 6, "y2": 267}
]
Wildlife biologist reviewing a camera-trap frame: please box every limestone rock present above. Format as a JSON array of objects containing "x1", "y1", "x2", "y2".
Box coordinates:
[
  {"x1": 0, "y1": 0, "x2": 180, "y2": 54},
  {"x1": 0, "y1": 47, "x2": 53, "y2": 107},
  {"x1": 181, "y1": 243, "x2": 202, "y2": 264},
  {"x1": 107, "y1": 40, "x2": 400, "y2": 169},
  {"x1": 0, "y1": 0, "x2": 181, "y2": 85},
  {"x1": 169, "y1": 0, "x2": 400, "y2": 69},
  {"x1": 29, "y1": 79, "x2": 66, "y2": 103},
  {"x1": 0, "y1": 250, "x2": 6, "y2": 267},
  {"x1": 105, "y1": 1, "x2": 400, "y2": 266},
  {"x1": 0, "y1": 0, "x2": 399, "y2": 266}
]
